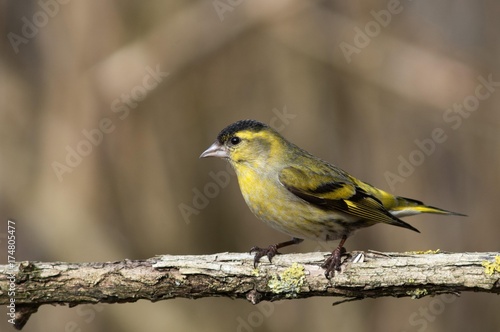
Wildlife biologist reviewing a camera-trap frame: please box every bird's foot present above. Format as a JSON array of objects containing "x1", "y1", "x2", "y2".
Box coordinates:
[
  {"x1": 250, "y1": 245, "x2": 279, "y2": 267},
  {"x1": 322, "y1": 246, "x2": 348, "y2": 279}
]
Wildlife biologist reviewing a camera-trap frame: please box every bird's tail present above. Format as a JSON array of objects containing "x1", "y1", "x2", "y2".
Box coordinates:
[{"x1": 390, "y1": 196, "x2": 466, "y2": 218}]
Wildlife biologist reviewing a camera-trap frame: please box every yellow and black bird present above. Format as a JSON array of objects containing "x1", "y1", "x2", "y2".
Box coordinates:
[{"x1": 200, "y1": 119, "x2": 464, "y2": 278}]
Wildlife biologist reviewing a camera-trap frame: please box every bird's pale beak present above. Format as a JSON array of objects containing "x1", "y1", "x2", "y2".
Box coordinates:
[{"x1": 200, "y1": 141, "x2": 229, "y2": 158}]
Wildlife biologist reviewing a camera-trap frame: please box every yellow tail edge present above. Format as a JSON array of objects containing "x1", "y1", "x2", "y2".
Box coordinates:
[{"x1": 392, "y1": 196, "x2": 467, "y2": 217}]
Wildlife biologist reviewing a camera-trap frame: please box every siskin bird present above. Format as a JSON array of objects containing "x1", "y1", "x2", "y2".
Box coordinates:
[{"x1": 200, "y1": 119, "x2": 465, "y2": 278}]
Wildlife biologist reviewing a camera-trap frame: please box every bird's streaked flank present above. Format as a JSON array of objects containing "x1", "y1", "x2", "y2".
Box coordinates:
[{"x1": 200, "y1": 119, "x2": 464, "y2": 278}]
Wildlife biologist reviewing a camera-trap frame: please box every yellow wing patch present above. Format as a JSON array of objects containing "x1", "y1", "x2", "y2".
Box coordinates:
[
  {"x1": 279, "y1": 166, "x2": 355, "y2": 200},
  {"x1": 279, "y1": 166, "x2": 420, "y2": 232}
]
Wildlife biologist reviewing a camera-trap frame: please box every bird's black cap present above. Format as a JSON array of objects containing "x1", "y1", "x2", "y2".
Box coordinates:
[{"x1": 217, "y1": 120, "x2": 267, "y2": 144}]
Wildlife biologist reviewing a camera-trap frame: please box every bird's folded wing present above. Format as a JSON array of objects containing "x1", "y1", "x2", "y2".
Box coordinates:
[{"x1": 278, "y1": 166, "x2": 419, "y2": 232}]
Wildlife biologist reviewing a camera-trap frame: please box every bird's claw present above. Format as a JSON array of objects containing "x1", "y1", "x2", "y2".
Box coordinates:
[
  {"x1": 250, "y1": 245, "x2": 279, "y2": 267},
  {"x1": 322, "y1": 246, "x2": 347, "y2": 279}
]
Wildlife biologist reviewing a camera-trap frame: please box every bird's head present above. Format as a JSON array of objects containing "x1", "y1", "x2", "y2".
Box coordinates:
[{"x1": 200, "y1": 120, "x2": 287, "y2": 167}]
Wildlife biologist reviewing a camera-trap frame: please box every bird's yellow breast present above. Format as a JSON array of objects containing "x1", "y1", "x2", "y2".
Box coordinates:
[{"x1": 234, "y1": 165, "x2": 350, "y2": 241}]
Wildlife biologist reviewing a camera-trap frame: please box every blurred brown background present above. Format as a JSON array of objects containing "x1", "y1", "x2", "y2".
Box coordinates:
[{"x1": 1, "y1": 1, "x2": 499, "y2": 331}]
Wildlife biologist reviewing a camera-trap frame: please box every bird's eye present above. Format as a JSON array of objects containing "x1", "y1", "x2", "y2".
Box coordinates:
[{"x1": 230, "y1": 136, "x2": 241, "y2": 145}]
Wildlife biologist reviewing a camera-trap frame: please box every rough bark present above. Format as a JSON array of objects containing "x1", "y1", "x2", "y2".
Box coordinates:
[{"x1": 1, "y1": 251, "x2": 499, "y2": 329}]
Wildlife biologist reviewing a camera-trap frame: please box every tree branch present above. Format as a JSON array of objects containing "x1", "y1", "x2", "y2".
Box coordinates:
[{"x1": 1, "y1": 251, "x2": 499, "y2": 329}]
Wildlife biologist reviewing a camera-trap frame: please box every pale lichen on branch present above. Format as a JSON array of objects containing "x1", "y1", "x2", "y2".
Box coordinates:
[{"x1": 0, "y1": 251, "x2": 499, "y2": 330}]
